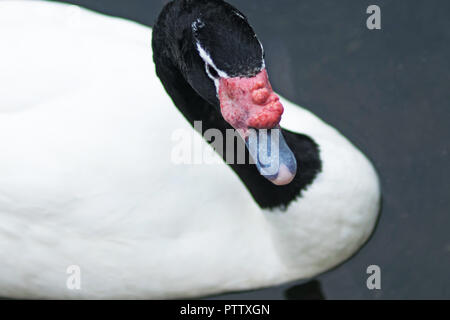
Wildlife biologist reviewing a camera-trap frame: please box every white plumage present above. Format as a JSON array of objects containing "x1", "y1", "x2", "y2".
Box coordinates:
[{"x1": 0, "y1": 1, "x2": 380, "y2": 299}]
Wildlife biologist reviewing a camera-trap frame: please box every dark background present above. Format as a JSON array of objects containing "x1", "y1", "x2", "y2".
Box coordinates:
[{"x1": 48, "y1": 0, "x2": 450, "y2": 299}]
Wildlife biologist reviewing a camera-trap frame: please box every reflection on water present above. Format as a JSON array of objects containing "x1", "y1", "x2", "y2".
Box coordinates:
[
  {"x1": 284, "y1": 280, "x2": 325, "y2": 300},
  {"x1": 205, "y1": 280, "x2": 325, "y2": 300}
]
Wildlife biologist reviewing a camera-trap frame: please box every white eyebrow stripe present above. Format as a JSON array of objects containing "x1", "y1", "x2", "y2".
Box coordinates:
[
  {"x1": 192, "y1": 17, "x2": 265, "y2": 76},
  {"x1": 258, "y1": 40, "x2": 266, "y2": 70},
  {"x1": 195, "y1": 43, "x2": 229, "y2": 78},
  {"x1": 235, "y1": 11, "x2": 245, "y2": 20},
  {"x1": 195, "y1": 42, "x2": 230, "y2": 94},
  {"x1": 205, "y1": 67, "x2": 220, "y2": 94},
  {"x1": 191, "y1": 18, "x2": 205, "y2": 32},
  {"x1": 194, "y1": 34, "x2": 265, "y2": 94}
]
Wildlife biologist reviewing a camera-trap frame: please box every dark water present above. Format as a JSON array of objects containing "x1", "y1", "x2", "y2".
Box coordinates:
[{"x1": 48, "y1": 0, "x2": 450, "y2": 299}]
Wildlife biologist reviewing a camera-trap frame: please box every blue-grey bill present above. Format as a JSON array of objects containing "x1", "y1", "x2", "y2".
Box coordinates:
[{"x1": 245, "y1": 126, "x2": 297, "y2": 185}]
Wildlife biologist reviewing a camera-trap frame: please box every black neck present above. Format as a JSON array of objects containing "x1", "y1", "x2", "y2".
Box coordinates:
[{"x1": 152, "y1": 0, "x2": 322, "y2": 210}]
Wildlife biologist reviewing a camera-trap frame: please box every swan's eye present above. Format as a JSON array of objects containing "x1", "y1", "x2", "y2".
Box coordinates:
[{"x1": 206, "y1": 64, "x2": 219, "y2": 79}]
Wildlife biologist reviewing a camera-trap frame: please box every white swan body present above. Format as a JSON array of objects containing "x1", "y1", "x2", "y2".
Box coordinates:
[{"x1": 0, "y1": 1, "x2": 380, "y2": 299}]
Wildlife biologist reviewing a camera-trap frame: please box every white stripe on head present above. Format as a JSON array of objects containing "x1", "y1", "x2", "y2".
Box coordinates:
[
  {"x1": 195, "y1": 42, "x2": 230, "y2": 94},
  {"x1": 258, "y1": 39, "x2": 266, "y2": 70},
  {"x1": 192, "y1": 18, "x2": 229, "y2": 93},
  {"x1": 192, "y1": 19, "x2": 266, "y2": 93},
  {"x1": 234, "y1": 11, "x2": 245, "y2": 20},
  {"x1": 195, "y1": 43, "x2": 229, "y2": 79},
  {"x1": 191, "y1": 18, "x2": 204, "y2": 32}
]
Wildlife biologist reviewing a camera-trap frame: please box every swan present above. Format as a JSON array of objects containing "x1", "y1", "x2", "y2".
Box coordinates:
[{"x1": 0, "y1": 0, "x2": 380, "y2": 299}]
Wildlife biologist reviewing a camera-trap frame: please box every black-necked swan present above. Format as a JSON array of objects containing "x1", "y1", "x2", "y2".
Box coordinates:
[{"x1": 0, "y1": 0, "x2": 380, "y2": 299}]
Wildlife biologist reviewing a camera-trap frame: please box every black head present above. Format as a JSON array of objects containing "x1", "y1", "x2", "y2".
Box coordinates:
[
  {"x1": 152, "y1": 0, "x2": 321, "y2": 201},
  {"x1": 153, "y1": 0, "x2": 265, "y2": 108},
  {"x1": 153, "y1": 0, "x2": 299, "y2": 187},
  {"x1": 190, "y1": 2, "x2": 264, "y2": 78}
]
